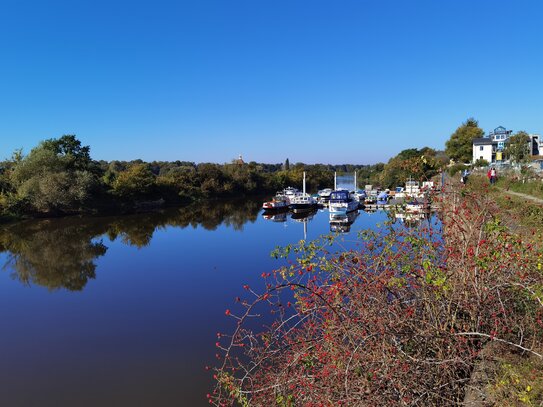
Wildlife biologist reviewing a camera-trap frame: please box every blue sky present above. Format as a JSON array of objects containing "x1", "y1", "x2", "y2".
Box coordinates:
[{"x1": 1, "y1": 0, "x2": 542, "y2": 164}]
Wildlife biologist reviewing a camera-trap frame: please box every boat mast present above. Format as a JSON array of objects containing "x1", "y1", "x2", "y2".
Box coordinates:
[
  {"x1": 354, "y1": 171, "x2": 357, "y2": 191},
  {"x1": 334, "y1": 172, "x2": 337, "y2": 190},
  {"x1": 303, "y1": 171, "x2": 306, "y2": 195}
]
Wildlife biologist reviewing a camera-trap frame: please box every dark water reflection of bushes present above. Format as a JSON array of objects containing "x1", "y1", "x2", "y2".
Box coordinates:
[{"x1": 0, "y1": 199, "x2": 261, "y2": 291}]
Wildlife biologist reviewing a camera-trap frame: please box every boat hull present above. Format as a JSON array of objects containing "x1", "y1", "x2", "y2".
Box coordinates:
[{"x1": 289, "y1": 203, "x2": 318, "y2": 213}]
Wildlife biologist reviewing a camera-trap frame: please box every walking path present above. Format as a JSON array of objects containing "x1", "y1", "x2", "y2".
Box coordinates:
[{"x1": 498, "y1": 188, "x2": 543, "y2": 205}]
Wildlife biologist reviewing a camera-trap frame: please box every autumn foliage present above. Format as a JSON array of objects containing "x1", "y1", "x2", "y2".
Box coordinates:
[{"x1": 210, "y1": 186, "x2": 543, "y2": 406}]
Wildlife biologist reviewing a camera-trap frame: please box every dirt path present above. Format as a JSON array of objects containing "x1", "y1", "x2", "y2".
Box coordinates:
[{"x1": 498, "y1": 188, "x2": 543, "y2": 205}]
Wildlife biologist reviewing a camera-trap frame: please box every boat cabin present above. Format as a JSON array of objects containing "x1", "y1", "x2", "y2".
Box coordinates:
[{"x1": 330, "y1": 190, "x2": 351, "y2": 202}]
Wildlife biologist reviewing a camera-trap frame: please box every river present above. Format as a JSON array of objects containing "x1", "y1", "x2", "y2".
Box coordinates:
[{"x1": 0, "y1": 199, "x2": 423, "y2": 406}]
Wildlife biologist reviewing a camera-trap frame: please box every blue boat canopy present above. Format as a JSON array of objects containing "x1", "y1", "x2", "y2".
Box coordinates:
[{"x1": 330, "y1": 190, "x2": 350, "y2": 201}]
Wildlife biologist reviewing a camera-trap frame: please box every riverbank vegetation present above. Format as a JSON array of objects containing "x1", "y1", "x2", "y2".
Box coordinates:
[
  {"x1": 0, "y1": 135, "x2": 385, "y2": 220},
  {"x1": 1, "y1": 135, "x2": 446, "y2": 221},
  {"x1": 210, "y1": 179, "x2": 543, "y2": 406}
]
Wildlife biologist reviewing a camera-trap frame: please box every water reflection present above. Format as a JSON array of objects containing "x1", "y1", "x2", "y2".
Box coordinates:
[
  {"x1": 0, "y1": 220, "x2": 108, "y2": 291},
  {"x1": 394, "y1": 211, "x2": 431, "y2": 227},
  {"x1": 261, "y1": 210, "x2": 288, "y2": 223},
  {"x1": 0, "y1": 199, "x2": 261, "y2": 291},
  {"x1": 329, "y1": 210, "x2": 360, "y2": 233}
]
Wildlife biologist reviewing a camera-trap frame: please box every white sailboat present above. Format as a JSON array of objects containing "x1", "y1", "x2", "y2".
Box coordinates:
[{"x1": 289, "y1": 172, "x2": 317, "y2": 212}]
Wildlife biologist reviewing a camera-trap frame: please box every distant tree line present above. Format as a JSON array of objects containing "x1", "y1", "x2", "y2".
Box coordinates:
[{"x1": 0, "y1": 135, "x2": 388, "y2": 219}]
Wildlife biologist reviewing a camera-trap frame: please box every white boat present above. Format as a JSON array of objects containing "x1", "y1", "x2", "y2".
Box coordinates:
[
  {"x1": 405, "y1": 180, "x2": 422, "y2": 198},
  {"x1": 329, "y1": 189, "x2": 359, "y2": 215},
  {"x1": 394, "y1": 186, "x2": 405, "y2": 199},
  {"x1": 317, "y1": 188, "x2": 332, "y2": 204},
  {"x1": 328, "y1": 172, "x2": 360, "y2": 215},
  {"x1": 283, "y1": 186, "x2": 300, "y2": 199},
  {"x1": 289, "y1": 172, "x2": 317, "y2": 212},
  {"x1": 352, "y1": 189, "x2": 367, "y2": 202},
  {"x1": 364, "y1": 189, "x2": 378, "y2": 205},
  {"x1": 262, "y1": 193, "x2": 289, "y2": 211}
]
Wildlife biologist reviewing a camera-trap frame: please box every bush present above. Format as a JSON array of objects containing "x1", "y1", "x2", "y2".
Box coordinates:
[{"x1": 210, "y1": 188, "x2": 543, "y2": 406}]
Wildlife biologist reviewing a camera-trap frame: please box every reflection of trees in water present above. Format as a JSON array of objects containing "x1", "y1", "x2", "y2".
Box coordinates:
[
  {"x1": 0, "y1": 219, "x2": 108, "y2": 291},
  {"x1": 173, "y1": 199, "x2": 261, "y2": 231},
  {"x1": 0, "y1": 199, "x2": 262, "y2": 290}
]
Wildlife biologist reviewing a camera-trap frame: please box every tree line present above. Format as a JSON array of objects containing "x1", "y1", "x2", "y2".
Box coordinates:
[
  {"x1": 0, "y1": 135, "x2": 387, "y2": 219},
  {"x1": 3, "y1": 118, "x2": 508, "y2": 220}
]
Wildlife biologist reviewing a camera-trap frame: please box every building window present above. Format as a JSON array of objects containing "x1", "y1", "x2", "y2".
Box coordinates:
[{"x1": 480, "y1": 146, "x2": 484, "y2": 151}]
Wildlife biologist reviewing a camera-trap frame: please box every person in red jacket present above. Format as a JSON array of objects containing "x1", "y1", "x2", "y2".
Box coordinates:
[{"x1": 487, "y1": 167, "x2": 497, "y2": 184}]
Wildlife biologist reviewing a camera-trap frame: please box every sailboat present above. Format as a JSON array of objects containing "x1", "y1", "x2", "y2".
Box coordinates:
[{"x1": 289, "y1": 172, "x2": 317, "y2": 213}]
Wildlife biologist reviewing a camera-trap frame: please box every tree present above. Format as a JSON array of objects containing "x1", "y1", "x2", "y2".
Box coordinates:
[
  {"x1": 445, "y1": 118, "x2": 484, "y2": 163},
  {"x1": 380, "y1": 148, "x2": 440, "y2": 188},
  {"x1": 112, "y1": 163, "x2": 156, "y2": 198},
  {"x1": 40, "y1": 134, "x2": 92, "y2": 170},
  {"x1": 504, "y1": 131, "x2": 530, "y2": 164},
  {"x1": 8, "y1": 136, "x2": 98, "y2": 214},
  {"x1": 283, "y1": 158, "x2": 290, "y2": 171}
]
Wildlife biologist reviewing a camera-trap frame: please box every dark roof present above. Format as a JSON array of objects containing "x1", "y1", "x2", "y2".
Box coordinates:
[{"x1": 473, "y1": 138, "x2": 494, "y2": 145}]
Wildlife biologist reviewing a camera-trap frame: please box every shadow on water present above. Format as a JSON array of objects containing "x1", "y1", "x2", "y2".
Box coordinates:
[{"x1": 0, "y1": 198, "x2": 262, "y2": 291}]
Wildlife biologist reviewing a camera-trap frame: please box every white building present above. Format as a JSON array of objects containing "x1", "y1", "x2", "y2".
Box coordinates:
[{"x1": 472, "y1": 138, "x2": 494, "y2": 163}]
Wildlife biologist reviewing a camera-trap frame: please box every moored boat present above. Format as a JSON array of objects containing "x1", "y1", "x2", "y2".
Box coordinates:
[
  {"x1": 352, "y1": 189, "x2": 367, "y2": 202},
  {"x1": 262, "y1": 193, "x2": 289, "y2": 211},
  {"x1": 328, "y1": 189, "x2": 359, "y2": 215},
  {"x1": 317, "y1": 188, "x2": 333, "y2": 205},
  {"x1": 289, "y1": 172, "x2": 318, "y2": 213}
]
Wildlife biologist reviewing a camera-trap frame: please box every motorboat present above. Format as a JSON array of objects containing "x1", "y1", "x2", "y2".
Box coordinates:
[
  {"x1": 317, "y1": 188, "x2": 333, "y2": 204},
  {"x1": 262, "y1": 193, "x2": 289, "y2": 211},
  {"x1": 405, "y1": 180, "x2": 421, "y2": 198},
  {"x1": 364, "y1": 189, "x2": 378, "y2": 205},
  {"x1": 283, "y1": 187, "x2": 300, "y2": 200},
  {"x1": 328, "y1": 189, "x2": 359, "y2": 216},
  {"x1": 352, "y1": 189, "x2": 367, "y2": 202}
]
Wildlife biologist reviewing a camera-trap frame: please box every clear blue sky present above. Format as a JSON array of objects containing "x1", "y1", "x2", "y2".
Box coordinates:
[{"x1": 1, "y1": 0, "x2": 542, "y2": 164}]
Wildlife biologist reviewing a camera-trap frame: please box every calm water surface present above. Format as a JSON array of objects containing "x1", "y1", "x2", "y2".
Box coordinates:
[{"x1": 0, "y1": 199, "x2": 420, "y2": 406}]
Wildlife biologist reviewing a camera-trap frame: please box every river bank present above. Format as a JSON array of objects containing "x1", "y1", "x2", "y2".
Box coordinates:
[{"x1": 210, "y1": 179, "x2": 543, "y2": 406}]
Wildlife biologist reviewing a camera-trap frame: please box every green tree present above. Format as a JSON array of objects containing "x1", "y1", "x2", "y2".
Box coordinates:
[
  {"x1": 504, "y1": 131, "x2": 530, "y2": 164},
  {"x1": 380, "y1": 148, "x2": 439, "y2": 188},
  {"x1": 445, "y1": 118, "x2": 484, "y2": 163},
  {"x1": 113, "y1": 163, "x2": 156, "y2": 198},
  {"x1": 9, "y1": 136, "x2": 98, "y2": 214},
  {"x1": 40, "y1": 134, "x2": 92, "y2": 170}
]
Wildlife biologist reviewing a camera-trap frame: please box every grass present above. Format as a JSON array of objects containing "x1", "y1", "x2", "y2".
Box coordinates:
[
  {"x1": 497, "y1": 177, "x2": 543, "y2": 201},
  {"x1": 487, "y1": 354, "x2": 543, "y2": 406}
]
